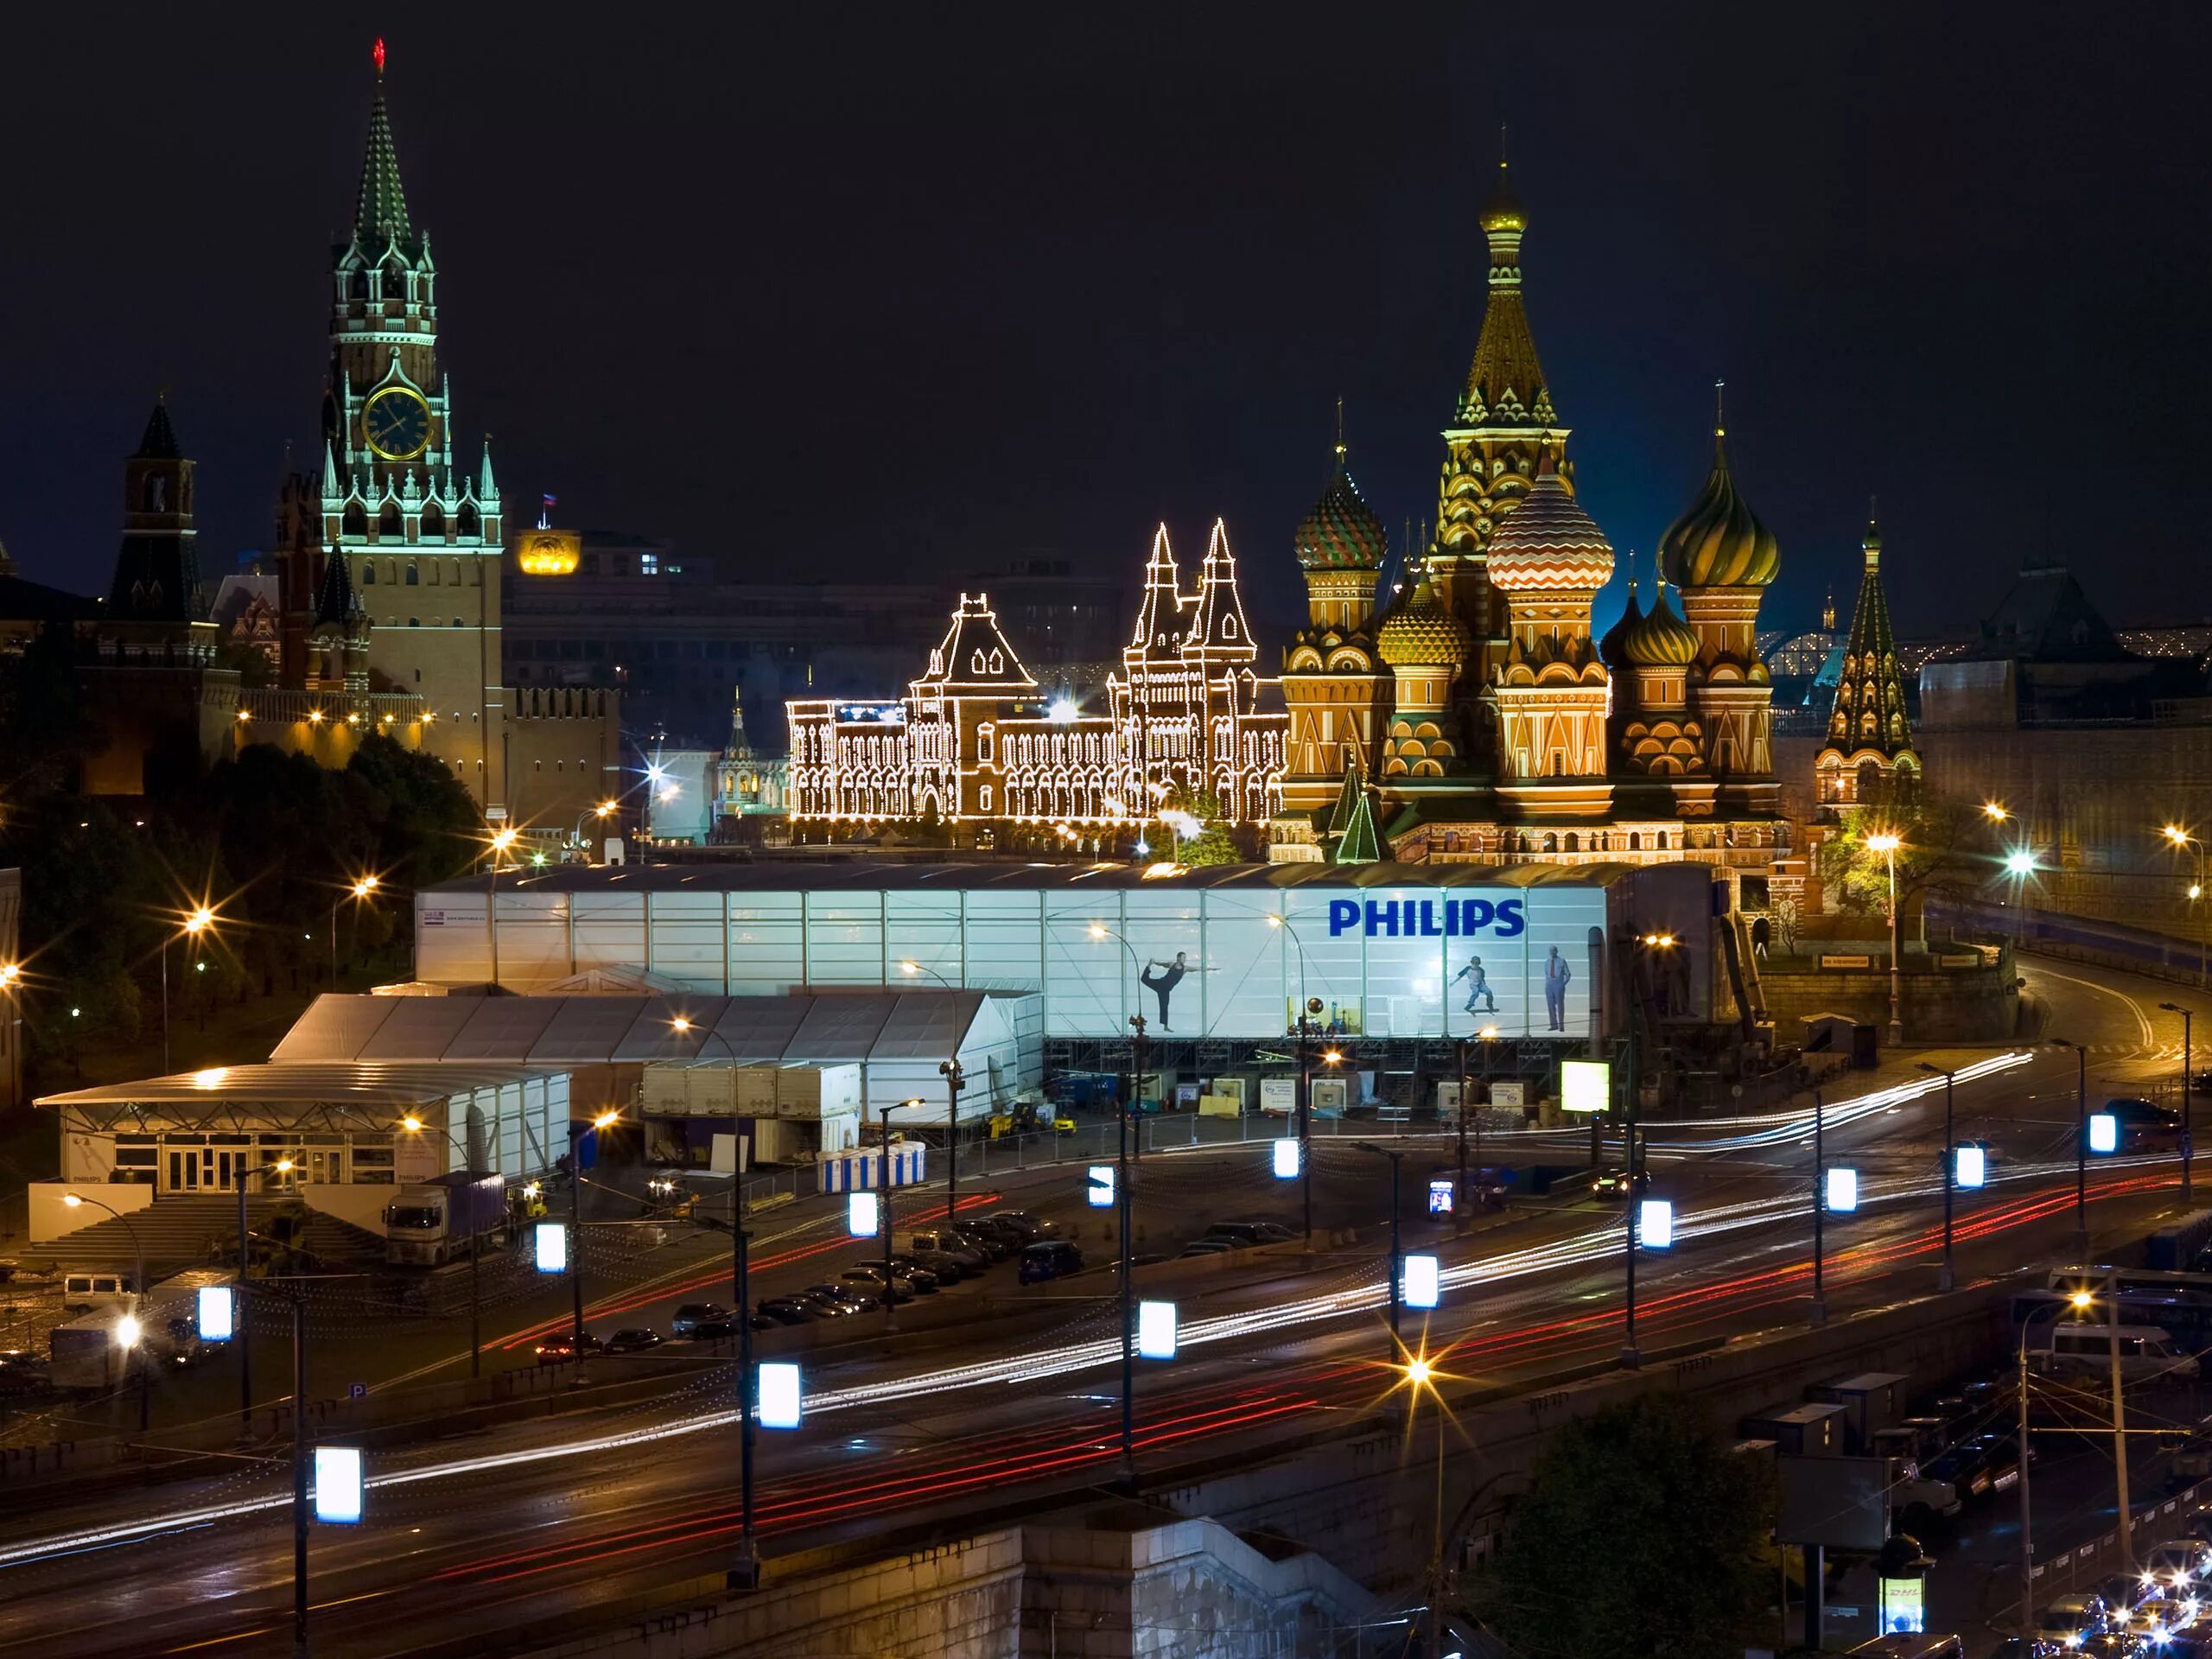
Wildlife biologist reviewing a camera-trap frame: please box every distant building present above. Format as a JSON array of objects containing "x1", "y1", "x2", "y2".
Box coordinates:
[
  {"x1": 709, "y1": 690, "x2": 788, "y2": 833},
  {"x1": 787, "y1": 523, "x2": 1285, "y2": 838},
  {"x1": 1814, "y1": 515, "x2": 1917, "y2": 808}
]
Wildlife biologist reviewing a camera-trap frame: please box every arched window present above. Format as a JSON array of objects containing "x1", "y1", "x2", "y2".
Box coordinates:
[
  {"x1": 1656, "y1": 831, "x2": 1669, "y2": 850},
  {"x1": 457, "y1": 504, "x2": 480, "y2": 538},
  {"x1": 1629, "y1": 832, "x2": 1641, "y2": 851},
  {"x1": 378, "y1": 502, "x2": 402, "y2": 539},
  {"x1": 343, "y1": 503, "x2": 367, "y2": 538},
  {"x1": 360, "y1": 561, "x2": 376, "y2": 585},
  {"x1": 451, "y1": 617, "x2": 462, "y2": 627},
  {"x1": 422, "y1": 504, "x2": 444, "y2": 540},
  {"x1": 404, "y1": 562, "x2": 419, "y2": 586},
  {"x1": 408, "y1": 616, "x2": 420, "y2": 627}
]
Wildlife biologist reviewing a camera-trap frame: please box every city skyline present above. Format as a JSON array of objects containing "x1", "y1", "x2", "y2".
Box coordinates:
[{"x1": 6, "y1": 5, "x2": 2209, "y2": 649}]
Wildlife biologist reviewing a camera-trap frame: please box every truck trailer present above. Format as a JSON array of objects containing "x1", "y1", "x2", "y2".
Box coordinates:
[{"x1": 383, "y1": 1172, "x2": 508, "y2": 1267}]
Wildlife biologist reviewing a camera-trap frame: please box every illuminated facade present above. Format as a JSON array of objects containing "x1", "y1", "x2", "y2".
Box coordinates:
[
  {"x1": 787, "y1": 522, "x2": 1285, "y2": 834},
  {"x1": 1273, "y1": 160, "x2": 1786, "y2": 890}
]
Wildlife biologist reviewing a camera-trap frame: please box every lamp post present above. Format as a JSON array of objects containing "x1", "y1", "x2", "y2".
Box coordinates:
[
  {"x1": 895, "y1": 961, "x2": 967, "y2": 1219},
  {"x1": 1866, "y1": 832, "x2": 1905, "y2": 1047},
  {"x1": 62, "y1": 1192, "x2": 148, "y2": 1432},
  {"x1": 1916, "y1": 1062, "x2": 1959, "y2": 1291},
  {"x1": 162, "y1": 904, "x2": 215, "y2": 1074},
  {"x1": 678, "y1": 1008, "x2": 761, "y2": 1592},
  {"x1": 331, "y1": 874, "x2": 379, "y2": 991},
  {"x1": 574, "y1": 798, "x2": 617, "y2": 859},
  {"x1": 2163, "y1": 825, "x2": 2209, "y2": 988},
  {"x1": 564, "y1": 1108, "x2": 620, "y2": 1381},
  {"x1": 1267, "y1": 915, "x2": 1320, "y2": 1240},
  {"x1": 1352, "y1": 1143, "x2": 1407, "y2": 1354},
  {"x1": 2160, "y1": 1001, "x2": 2195, "y2": 1203},
  {"x1": 878, "y1": 1097, "x2": 925, "y2": 1330},
  {"x1": 1402, "y1": 1353, "x2": 1449, "y2": 1659},
  {"x1": 2050, "y1": 1037, "x2": 2089, "y2": 1254},
  {"x1": 1810, "y1": 1087, "x2": 1827, "y2": 1325},
  {"x1": 484, "y1": 827, "x2": 518, "y2": 991}
]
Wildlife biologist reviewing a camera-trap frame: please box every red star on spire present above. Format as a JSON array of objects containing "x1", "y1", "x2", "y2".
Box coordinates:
[{"x1": 372, "y1": 38, "x2": 386, "y2": 78}]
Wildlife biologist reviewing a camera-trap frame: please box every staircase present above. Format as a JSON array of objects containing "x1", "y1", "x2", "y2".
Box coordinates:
[{"x1": 37, "y1": 1196, "x2": 386, "y2": 1280}]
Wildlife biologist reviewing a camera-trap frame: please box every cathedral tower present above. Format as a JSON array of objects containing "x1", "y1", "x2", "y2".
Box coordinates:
[
  {"x1": 1281, "y1": 413, "x2": 1389, "y2": 811},
  {"x1": 1486, "y1": 461, "x2": 1614, "y2": 817},
  {"x1": 288, "y1": 42, "x2": 506, "y2": 808},
  {"x1": 1658, "y1": 399, "x2": 1780, "y2": 816},
  {"x1": 1815, "y1": 512, "x2": 1918, "y2": 807},
  {"x1": 1376, "y1": 567, "x2": 1471, "y2": 778},
  {"x1": 1433, "y1": 156, "x2": 1574, "y2": 708}
]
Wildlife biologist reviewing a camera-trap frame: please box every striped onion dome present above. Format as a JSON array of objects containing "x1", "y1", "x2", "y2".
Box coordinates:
[{"x1": 1484, "y1": 462, "x2": 1614, "y2": 591}]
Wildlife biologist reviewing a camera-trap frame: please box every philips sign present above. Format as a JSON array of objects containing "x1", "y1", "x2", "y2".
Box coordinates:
[{"x1": 1326, "y1": 898, "x2": 1525, "y2": 939}]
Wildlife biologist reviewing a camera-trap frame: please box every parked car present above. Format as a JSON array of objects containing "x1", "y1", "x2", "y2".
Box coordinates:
[
  {"x1": 841, "y1": 1267, "x2": 917, "y2": 1303},
  {"x1": 754, "y1": 1296, "x2": 825, "y2": 1325},
  {"x1": 903, "y1": 1230, "x2": 988, "y2": 1272},
  {"x1": 671, "y1": 1303, "x2": 731, "y2": 1338},
  {"x1": 2098, "y1": 1098, "x2": 2184, "y2": 1149},
  {"x1": 1179, "y1": 1239, "x2": 1235, "y2": 1259},
  {"x1": 1019, "y1": 1241, "x2": 1086, "y2": 1284},
  {"x1": 533, "y1": 1332, "x2": 606, "y2": 1364},
  {"x1": 884, "y1": 1255, "x2": 945, "y2": 1290},
  {"x1": 1206, "y1": 1220, "x2": 1297, "y2": 1247},
  {"x1": 959, "y1": 1217, "x2": 1030, "y2": 1253},
  {"x1": 2031, "y1": 1594, "x2": 2108, "y2": 1648},
  {"x1": 603, "y1": 1327, "x2": 664, "y2": 1353},
  {"x1": 989, "y1": 1211, "x2": 1058, "y2": 1242},
  {"x1": 941, "y1": 1225, "x2": 1013, "y2": 1263},
  {"x1": 806, "y1": 1282, "x2": 877, "y2": 1314},
  {"x1": 899, "y1": 1249, "x2": 966, "y2": 1284},
  {"x1": 2025, "y1": 1322, "x2": 2198, "y2": 1382}
]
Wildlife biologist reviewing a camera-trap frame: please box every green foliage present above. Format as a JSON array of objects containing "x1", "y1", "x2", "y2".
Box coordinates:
[
  {"x1": 1819, "y1": 796, "x2": 1993, "y2": 922},
  {"x1": 1469, "y1": 1392, "x2": 1777, "y2": 1659},
  {"x1": 1163, "y1": 785, "x2": 1241, "y2": 866}
]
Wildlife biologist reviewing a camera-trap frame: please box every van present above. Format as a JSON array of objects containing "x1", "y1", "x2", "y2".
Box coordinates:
[
  {"x1": 2024, "y1": 1321, "x2": 2198, "y2": 1381},
  {"x1": 61, "y1": 1270, "x2": 142, "y2": 1313}
]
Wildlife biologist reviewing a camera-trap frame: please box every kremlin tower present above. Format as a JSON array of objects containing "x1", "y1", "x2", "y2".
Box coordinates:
[{"x1": 1815, "y1": 513, "x2": 1918, "y2": 806}]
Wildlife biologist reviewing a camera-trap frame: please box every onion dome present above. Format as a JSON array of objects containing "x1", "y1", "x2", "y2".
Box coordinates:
[
  {"x1": 1294, "y1": 415, "x2": 1387, "y2": 572},
  {"x1": 1599, "y1": 582, "x2": 1645, "y2": 668},
  {"x1": 1485, "y1": 460, "x2": 1614, "y2": 591},
  {"x1": 1478, "y1": 156, "x2": 1527, "y2": 234},
  {"x1": 1622, "y1": 583, "x2": 1701, "y2": 667},
  {"x1": 1659, "y1": 426, "x2": 1780, "y2": 589},
  {"x1": 1376, "y1": 567, "x2": 1471, "y2": 668}
]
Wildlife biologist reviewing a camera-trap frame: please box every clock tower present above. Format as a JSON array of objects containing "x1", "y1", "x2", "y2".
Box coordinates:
[{"x1": 283, "y1": 41, "x2": 507, "y2": 811}]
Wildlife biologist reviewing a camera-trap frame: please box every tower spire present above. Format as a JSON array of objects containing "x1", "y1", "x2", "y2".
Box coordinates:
[
  {"x1": 1332, "y1": 397, "x2": 1346, "y2": 468},
  {"x1": 355, "y1": 50, "x2": 413, "y2": 247}
]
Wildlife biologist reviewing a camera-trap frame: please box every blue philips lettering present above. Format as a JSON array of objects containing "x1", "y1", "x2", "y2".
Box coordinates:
[
  {"x1": 1495, "y1": 898, "x2": 1526, "y2": 938},
  {"x1": 1364, "y1": 900, "x2": 1399, "y2": 937},
  {"x1": 1327, "y1": 899, "x2": 1360, "y2": 937},
  {"x1": 1460, "y1": 899, "x2": 1494, "y2": 933},
  {"x1": 1444, "y1": 901, "x2": 1460, "y2": 938},
  {"x1": 1418, "y1": 900, "x2": 1443, "y2": 938}
]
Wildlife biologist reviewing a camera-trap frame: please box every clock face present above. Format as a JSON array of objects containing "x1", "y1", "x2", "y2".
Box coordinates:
[{"x1": 364, "y1": 386, "x2": 432, "y2": 461}]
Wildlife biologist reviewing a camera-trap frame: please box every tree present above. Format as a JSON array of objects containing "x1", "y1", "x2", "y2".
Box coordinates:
[
  {"x1": 1161, "y1": 785, "x2": 1240, "y2": 867},
  {"x1": 1469, "y1": 1392, "x2": 1776, "y2": 1659},
  {"x1": 1819, "y1": 796, "x2": 1994, "y2": 931}
]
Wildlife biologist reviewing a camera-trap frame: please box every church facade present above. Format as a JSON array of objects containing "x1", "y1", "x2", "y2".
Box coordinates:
[
  {"x1": 787, "y1": 521, "x2": 1284, "y2": 836},
  {"x1": 1273, "y1": 162, "x2": 1788, "y2": 894}
]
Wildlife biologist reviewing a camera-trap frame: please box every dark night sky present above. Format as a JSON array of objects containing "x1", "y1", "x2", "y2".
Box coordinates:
[{"x1": 5, "y1": 3, "x2": 2209, "y2": 646}]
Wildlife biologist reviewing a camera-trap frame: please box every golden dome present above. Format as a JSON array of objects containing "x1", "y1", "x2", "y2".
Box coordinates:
[
  {"x1": 1659, "y1": 431, "x2": 1779, "y2": 589},
  {"x1": 514, "y1": 530, "x2": 582, "y2": 576},
  {"x1": 1621, "y1": 584, "x2": 1701, "y2": 667},
  {"x1": 1478, "y1": 158, "x2": 1527, "y2": 234},
  {"x1": 1376, "y1": 569, "x2": 1471, "y2": 668}
]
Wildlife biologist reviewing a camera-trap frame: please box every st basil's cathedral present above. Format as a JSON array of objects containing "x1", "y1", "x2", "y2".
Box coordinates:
[{"x1": 1274, "y1": 159, "x2": 1788, "y2": 899}]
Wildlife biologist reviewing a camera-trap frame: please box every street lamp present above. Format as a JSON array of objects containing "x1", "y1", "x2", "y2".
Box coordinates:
[
  {"x1": 1916, "y1": 1063, "x2": 1961, "y2": 1292},
  {"x1": 563, "y1": 1108, "x2": 620, "y2": 1381},
  {"x1": 162, "y1": 903, "x2": 217, "y2": 1074},
  {"x1": 1983, "y1": 802, "x2": 2010, "y2": 823},
  {"x1": 2049, "y1": 1037, "x2": 2090, "y2": 1254},
  {"x1": 2164, "y1": 825, "x2": 2209, "y2": 987},
  {"x1": 1866, "y1": 832, "x2": 1905, "y2": 1046},
  {"x1": 1267, "y1": 913, "x2": 1325, "y2": 1238},
  {"x1": 894, "y1": 963, "x2": 968, "y2": 1216},
  {"x1": 2160, "y1": 1002, "x2": 2195, "y2": 1203},
  {"x1": 332, "y1": 874, "x2": 380, "y2": 991},
  {"x1": 1351, "y1": 1143, "x2": 1408, "y2": 1353},
  {"x1": 878, "y1": 1097, "x2": 926, "y2": 1329},
  {"x1": 64, "y1": 1191, "x2": 149, "y2": 1431},
  {"x1": 485, "y1": 826, "x2": 520, "y2": 990}
]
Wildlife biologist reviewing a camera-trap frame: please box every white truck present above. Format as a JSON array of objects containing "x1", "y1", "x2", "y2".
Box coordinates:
[{"x1": 383, "y1": 1172, "x2": 509, "y2": 1267}]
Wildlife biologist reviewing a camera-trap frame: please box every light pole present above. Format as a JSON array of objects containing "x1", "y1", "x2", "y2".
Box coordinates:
[
  {"x1": 1352, "y1": 1143, "x2": 1407, "y2": 1354},
  {"x1": 2012, "y1": 1288, "x2": 2090, "y2": 1637},
  {"x1": 1401, "y1": 1352, "x2": 1449, "y2": 1659},
  {"x1": 565, "y1": 1108, "x2": 620, "y2": 1381},
  {"x1": 878, "y1": 1097, "x2": 925, "y2": 1329},
  {"x1": 1866, "y1": 832, "x2": 1904, "y2": 1047},
  {"x1": 2164, "y1": 824, "x2": 2209, "y2": 988},
  {"x1": 1916, "y1": 1062, "x2": 1959, "y2": 1291},
  {"x1": 331, "y1": 874, "x2": 379, "y2": 991},
  {"x1": 678, "y1": 1011, "x2": 760, "y2": 1592},
  {"x1": 895, "y1": 962, "x2": 968, "y2": 1217},
  {"x1": 162, "y1": 904, "x2": 215, "y2": 1074},
  {"x1": 2050, "y1": 1037, "x2": 2089, "y2": 1254},
  {"x1": 2160, "y1": 1001, "x2": 2195, "y2": 1203},
  {"x1": 2002, "y1": 849, "x2": 2037, "y2": 952},
  {"x1": 1267, "y1": 914, "x2": 1319, "y2": 1238},
  {"x1": 573, "y1": 798, "x2": 617, "y2": 859},
  {"x1": 484, "y1": 827, "x2": 519, "y2": 991},
  {"x1": 62, "y1": 1192, "x2": 147, "y2": 1431},
  {"x1": 230, "y1": 1154, "x2": 297, "y2": 1433},
  {"x1": 1810, "y1": 1087, "x2": 1827, "y2": 1325}
]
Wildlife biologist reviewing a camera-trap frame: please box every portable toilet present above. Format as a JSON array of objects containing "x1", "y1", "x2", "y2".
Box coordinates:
[{"x1": 1807, "y1": 1372, "x2": 1907, "y2": 1454}]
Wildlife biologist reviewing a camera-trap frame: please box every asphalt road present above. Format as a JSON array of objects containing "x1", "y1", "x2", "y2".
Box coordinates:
[{"x1": 1, "y1": 951, "x2": 2207, "y2": 1656}]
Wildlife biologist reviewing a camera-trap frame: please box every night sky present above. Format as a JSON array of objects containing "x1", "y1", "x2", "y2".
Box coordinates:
[{"x1": 6, "y1": 3, "x2": 2209, "y2": 646}]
